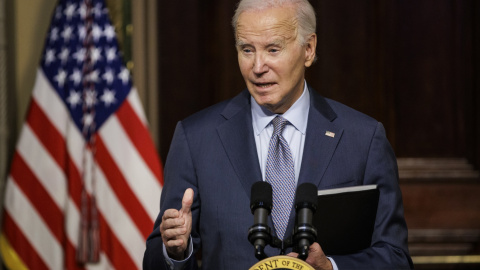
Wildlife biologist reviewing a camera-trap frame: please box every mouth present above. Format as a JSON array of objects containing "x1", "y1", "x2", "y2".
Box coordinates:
[{"x1": 253, "y1": 82, "x2": 276, "y2": 89}]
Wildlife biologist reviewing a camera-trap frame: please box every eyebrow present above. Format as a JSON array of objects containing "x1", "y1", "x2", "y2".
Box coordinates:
[
  {"x1": 235, "y1": 38, "x2": 286, "y2": 48},
  {"x1": 268, "y1": 39, "x2": 286, "y2": 47},
  {"x1": 236, "y1": 39, "x2": 247, "y2": 47}
]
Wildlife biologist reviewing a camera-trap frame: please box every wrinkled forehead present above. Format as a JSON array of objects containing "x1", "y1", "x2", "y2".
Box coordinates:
[{"x1": 236, "y1": 6, "x2": 298, "y2": 42}]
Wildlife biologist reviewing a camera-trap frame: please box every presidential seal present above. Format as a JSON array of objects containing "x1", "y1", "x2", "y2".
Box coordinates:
[{"x1": 249, "y1": 255, "x2": 314, "y2": 270}]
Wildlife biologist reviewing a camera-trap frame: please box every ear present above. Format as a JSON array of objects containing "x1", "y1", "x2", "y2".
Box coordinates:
[{"x1": 304, "y1": 33, "x2": 317, "y2": 67}]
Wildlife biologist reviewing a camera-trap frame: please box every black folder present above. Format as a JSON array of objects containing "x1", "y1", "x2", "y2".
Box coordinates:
[{"x1": 313, "y1": 185, "x2": 379, "y2": 255}]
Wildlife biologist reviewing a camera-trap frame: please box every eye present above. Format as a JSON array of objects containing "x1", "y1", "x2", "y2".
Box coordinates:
[
  {"x1": 243, "y1": 48, "x2": 252, "y2": 53},
  {"x1": 269, "y1": 47, "x2": 282, "y2": 54}
]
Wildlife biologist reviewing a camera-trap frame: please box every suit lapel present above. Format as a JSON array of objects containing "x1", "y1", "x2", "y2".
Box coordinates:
[
  {"x1": 217, "y1": 91, "x2": 262, "y2": 201},
  {"x1": 298, "y1": 88, "x2": 343, "y2": 187},
  {"x1": 284, "y1": 88, "x2": 344, "y2": 238}
]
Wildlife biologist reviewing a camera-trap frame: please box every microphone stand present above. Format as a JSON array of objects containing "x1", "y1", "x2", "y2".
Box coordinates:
[
  {"x1": 247, "y1": 223, "x2": 272, "y2": 260},
  {"x1": 250, "y1": 225, "x2": 316, "y2": 261},
  {"x1": 270, "y1": 235, "x2": 293, "y2": 256},
  {"x1": 293, "y1": 223, "x2": 317, "y2": 260}
]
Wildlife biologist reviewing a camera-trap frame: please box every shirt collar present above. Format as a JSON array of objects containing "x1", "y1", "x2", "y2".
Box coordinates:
[{"x1": 251, "y1": 81, "x2": 310, "y2": 135}]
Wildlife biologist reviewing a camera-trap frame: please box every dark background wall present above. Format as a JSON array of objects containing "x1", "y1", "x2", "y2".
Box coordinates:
[{"x1": 156, "y1": 1, "x2": 480, "y2": 268}]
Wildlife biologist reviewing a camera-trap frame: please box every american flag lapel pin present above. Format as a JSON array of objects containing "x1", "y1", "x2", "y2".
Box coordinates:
[{"x1": 325, "y1": 131, "x2": 335, "y2": 138}]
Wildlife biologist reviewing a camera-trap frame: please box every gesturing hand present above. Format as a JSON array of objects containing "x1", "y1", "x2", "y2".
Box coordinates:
[{"x1": 160, "y1": 188, "x2": 194, "y2": 260}]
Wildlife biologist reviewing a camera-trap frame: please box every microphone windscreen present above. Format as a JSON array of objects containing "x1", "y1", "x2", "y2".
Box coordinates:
[
  {"x1": 295, "y1": 183, "x2": 318, "y2": 208},
  {"x1": 250, "y1": 181, "x2": 273, "y2": 209}
]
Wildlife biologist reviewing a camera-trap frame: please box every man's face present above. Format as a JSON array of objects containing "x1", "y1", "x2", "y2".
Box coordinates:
[{"x1": 236, "y1": 6, "x2": 316, "y2": 114}]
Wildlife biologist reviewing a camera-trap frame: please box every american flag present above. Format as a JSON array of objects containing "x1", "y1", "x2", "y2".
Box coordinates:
[{"x1": 0, "y1": 0, "x2": 163, "y2": 269}]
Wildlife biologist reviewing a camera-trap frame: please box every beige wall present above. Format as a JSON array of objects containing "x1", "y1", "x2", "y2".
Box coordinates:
[
  {"x1": 13, "y1": 0, "x2": 57, "y2": 128},
  {"x1": 0, "y1": 0, "x2": 57, "y2": 189}
]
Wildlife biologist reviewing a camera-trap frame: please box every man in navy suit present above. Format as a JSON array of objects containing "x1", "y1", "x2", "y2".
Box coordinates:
[{"x1": 144, "y1": 0, "x2": 413, "y2": 269}]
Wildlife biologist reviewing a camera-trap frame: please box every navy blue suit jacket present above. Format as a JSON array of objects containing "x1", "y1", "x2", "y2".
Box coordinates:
[{"x1": 144, "y1": 87, "x2": 413, "y2": 269}]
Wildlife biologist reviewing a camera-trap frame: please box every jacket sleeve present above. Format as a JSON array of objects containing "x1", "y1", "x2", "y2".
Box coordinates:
[
  {"x1": 143, "y1": 122, "x2": 200, "y2": 270},
  {"x1": 330, "y1": 122, "x2": 413, "y2": 269}
]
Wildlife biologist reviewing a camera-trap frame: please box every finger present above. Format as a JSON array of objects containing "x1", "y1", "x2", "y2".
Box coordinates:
[
  {"x1": 286, "y1": 252, "x2": 299, "y2": 258},
  {"x1": 180, "y1": 188, "x2": 194, "y2": 216},
  {"x1": 160, "y1": 216, "x2": 185, "y2": 231},
  {"x1": 162, "y1": 209, "x2": 180, "y2": 220},
  {"x1": 162, "y1": 226, "x2": 188, "y2": 240},
  {"x1": 165, "y1": 238, "x2": 185, "y2": 249},
  {"x1": 309, "y1": 242, "x2": 322, "y2": 253}
]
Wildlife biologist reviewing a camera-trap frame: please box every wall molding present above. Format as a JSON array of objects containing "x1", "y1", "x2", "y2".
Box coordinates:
[{"x1": 398, "y1": 158, "x2": 480, "y2": 181}]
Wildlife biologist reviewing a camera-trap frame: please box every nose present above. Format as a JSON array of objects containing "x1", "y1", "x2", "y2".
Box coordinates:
[{"x1": 252, "y1": 53, "x2": 269, "y2": 75}]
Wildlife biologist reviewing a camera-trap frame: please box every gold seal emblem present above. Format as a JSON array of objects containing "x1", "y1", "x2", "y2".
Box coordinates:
[{"x1": 249, "y1": 255, "x2": 314, "y2": 270}]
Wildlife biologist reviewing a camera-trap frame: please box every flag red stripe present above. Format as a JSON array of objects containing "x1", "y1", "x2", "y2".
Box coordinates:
[
  {"x1": 10, "y1": 152, "x2": 64, "y2": 243},
  {"x1": 3, "y1": 212, "x2": 49, "y2": 270},
  {"x1": 116, "y1": 101, "x2": 163, "y2": 185},
  {"x1": 26, "y1": 98, "x2": 85, "y2": 215},
  {"x1": 98, "y1": 213, "x2": 137, "y2": 269},
  {"x1": 95, "y1": 136, "x2": 154, "y2": 238},
  {"x1": 66, "y1": 156, "x2": 83, "y2": 208},
  {"x1": 27, "y1": 99, "x2": 67, "y2": 172},
  {"x1": 26, "y1": 99, "x2": 83, "y2": 209},
  {"x1": 27, "y1": 92, "x2": 92, "y2": 270}
]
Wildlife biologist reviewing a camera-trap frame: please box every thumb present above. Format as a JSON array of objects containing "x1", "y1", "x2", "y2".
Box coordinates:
[{"x1": 180, "y1": 188, "x2": 194, "y2": 216}]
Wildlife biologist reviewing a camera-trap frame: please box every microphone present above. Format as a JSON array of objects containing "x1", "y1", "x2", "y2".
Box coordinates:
[
  {"x1": 248, "y1": 181, "x2": 273, "y2": 260},
  {"x1": 293, "y1": 183, "x2": 318, "y2": 260}
]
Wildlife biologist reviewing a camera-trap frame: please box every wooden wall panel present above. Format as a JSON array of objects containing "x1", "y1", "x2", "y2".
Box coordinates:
[
  {"x1": 401, "y1": 181, "x2": 480, "y2": 229},
  {"x1": 157, "y1": 0, "x2": 243, "y2": 159},
  {"x1": 472, "y1": 0, "x2": 480, "y2": 171},
  {"x1": 390, "y1": 1, "x2": 471, "y2": 158},
  {"x1": 307, "y1": 0, "x2": 390, "y2": 125}
]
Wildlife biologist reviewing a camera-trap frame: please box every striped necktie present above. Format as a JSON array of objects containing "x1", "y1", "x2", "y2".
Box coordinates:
[{"x1": 265, "y1": 116, "x2": 296, "y2": 240}]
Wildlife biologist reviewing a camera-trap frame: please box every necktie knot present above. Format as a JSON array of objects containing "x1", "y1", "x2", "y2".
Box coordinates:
[{"x1": 272, "y1": 116, "x2": 288, "y2": 137}]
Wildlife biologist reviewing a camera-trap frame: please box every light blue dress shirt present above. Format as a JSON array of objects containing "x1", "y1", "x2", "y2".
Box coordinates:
[
  {"x1": 251, "y1": 82, "x2": 338, "y2": 270},
  {"x1": 251, "y1": 82, "x2": 310, "y2": 184}
]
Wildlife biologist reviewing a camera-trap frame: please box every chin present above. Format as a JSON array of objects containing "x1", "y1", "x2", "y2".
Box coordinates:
[{"x1": 252, "y1": 95, "x2": 275, "y2": 107}]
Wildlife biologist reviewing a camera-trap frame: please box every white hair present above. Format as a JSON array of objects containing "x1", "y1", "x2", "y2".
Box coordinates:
[{"x1": 232, "y1": 0, "x2": 316, "y2": 45}]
